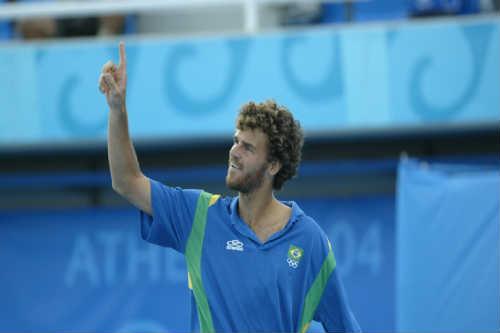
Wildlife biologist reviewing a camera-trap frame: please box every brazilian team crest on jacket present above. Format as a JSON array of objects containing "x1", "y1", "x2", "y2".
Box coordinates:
[{"x1": 287, "y1": 245, "x2": 304, "y2": 269}]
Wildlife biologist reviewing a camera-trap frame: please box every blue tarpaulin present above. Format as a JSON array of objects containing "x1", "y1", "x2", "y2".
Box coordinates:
[{"x1": 396, "y1": 158, "x2": 499, "y2": 332}]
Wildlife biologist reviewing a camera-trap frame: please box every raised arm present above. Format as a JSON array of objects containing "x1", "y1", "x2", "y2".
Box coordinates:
[{"x1": 99, "y1": 42, "x2": 151, "y2": 215}]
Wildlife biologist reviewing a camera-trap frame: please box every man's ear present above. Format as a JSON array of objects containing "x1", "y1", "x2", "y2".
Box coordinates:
[{"x1": 268, "y1": 160, "x2": 282, "y2": 177}]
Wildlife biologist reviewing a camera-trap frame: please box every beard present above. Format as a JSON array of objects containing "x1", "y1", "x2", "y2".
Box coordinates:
[{"x1": 225, "y1": 162, "x2": 268, "y2": 194}]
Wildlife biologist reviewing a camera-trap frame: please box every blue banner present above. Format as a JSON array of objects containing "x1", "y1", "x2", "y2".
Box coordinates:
[
  {"x1": 0, "y1": 195, "x2": 395, "y2": 332},
  {"x1": 0, "y1": 17, "x2": 498, "y2": 146}
]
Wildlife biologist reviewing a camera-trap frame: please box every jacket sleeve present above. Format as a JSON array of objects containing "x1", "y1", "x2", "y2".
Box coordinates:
[{"x1": 139, "y1": 178, "x2": 201, "y2": 253}]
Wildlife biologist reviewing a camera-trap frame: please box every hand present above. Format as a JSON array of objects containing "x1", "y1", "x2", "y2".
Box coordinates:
[{"x1": 99, "y1": 41, "x2": 127, "y2": 112}]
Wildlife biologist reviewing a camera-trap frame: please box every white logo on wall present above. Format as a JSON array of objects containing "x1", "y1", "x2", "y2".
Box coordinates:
[{"x1": 226, "y1": 239, "x2": 244, "y2": 251}]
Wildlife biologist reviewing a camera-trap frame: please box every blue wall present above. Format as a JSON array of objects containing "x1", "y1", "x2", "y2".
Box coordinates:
[
  {"x1": 0, "y1": 16, "x2": 498, "y2": 146},
  {"x1": 0, "y1": 195, "x2": 395, "y2": 332}
]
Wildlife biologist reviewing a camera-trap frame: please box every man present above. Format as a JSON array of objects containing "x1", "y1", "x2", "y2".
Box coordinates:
[{"x1": 99, "y1": 42, "x2": 360, "y2": 333}]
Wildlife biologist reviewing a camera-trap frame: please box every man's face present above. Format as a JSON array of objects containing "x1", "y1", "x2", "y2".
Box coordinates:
[{"x1": 225, "y1": 129, "x2": 270, "y2": 193}]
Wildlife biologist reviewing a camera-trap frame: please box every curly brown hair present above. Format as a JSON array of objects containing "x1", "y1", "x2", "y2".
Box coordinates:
[{"x1": 236, "y1": 100, "x2": 304, "y2": 190}]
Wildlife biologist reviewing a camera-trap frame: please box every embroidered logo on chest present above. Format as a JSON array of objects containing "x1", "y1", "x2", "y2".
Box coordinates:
[
  {"x1": 287, "y1": 244, "x2": 304, "y2": 268},
  {"x1": 226, "y1": 239, "x2": 244, "y2": 251}
]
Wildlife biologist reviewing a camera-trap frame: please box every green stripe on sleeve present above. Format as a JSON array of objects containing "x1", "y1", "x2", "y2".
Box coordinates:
[
  {"x1": 298, "y1": 247, "x2": 337, "y2": 333},
  {"x1": 185, "y1": 191, "x2": 215, "y2": 333}
]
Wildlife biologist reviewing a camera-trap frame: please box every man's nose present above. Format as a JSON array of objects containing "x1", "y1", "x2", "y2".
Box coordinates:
[{"x1": 230, "y1": 145, "x2": 240, "y2": 160}]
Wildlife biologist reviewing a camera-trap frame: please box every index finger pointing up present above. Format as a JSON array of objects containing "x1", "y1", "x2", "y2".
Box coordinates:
[{"x1": 119, "y1": 41, "x2": 126, "y2": 68}]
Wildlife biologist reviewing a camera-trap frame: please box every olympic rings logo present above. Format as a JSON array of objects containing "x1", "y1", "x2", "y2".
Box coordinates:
[{"x1": 287, "y1": 258, "x2": 299, "y2": 269}]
